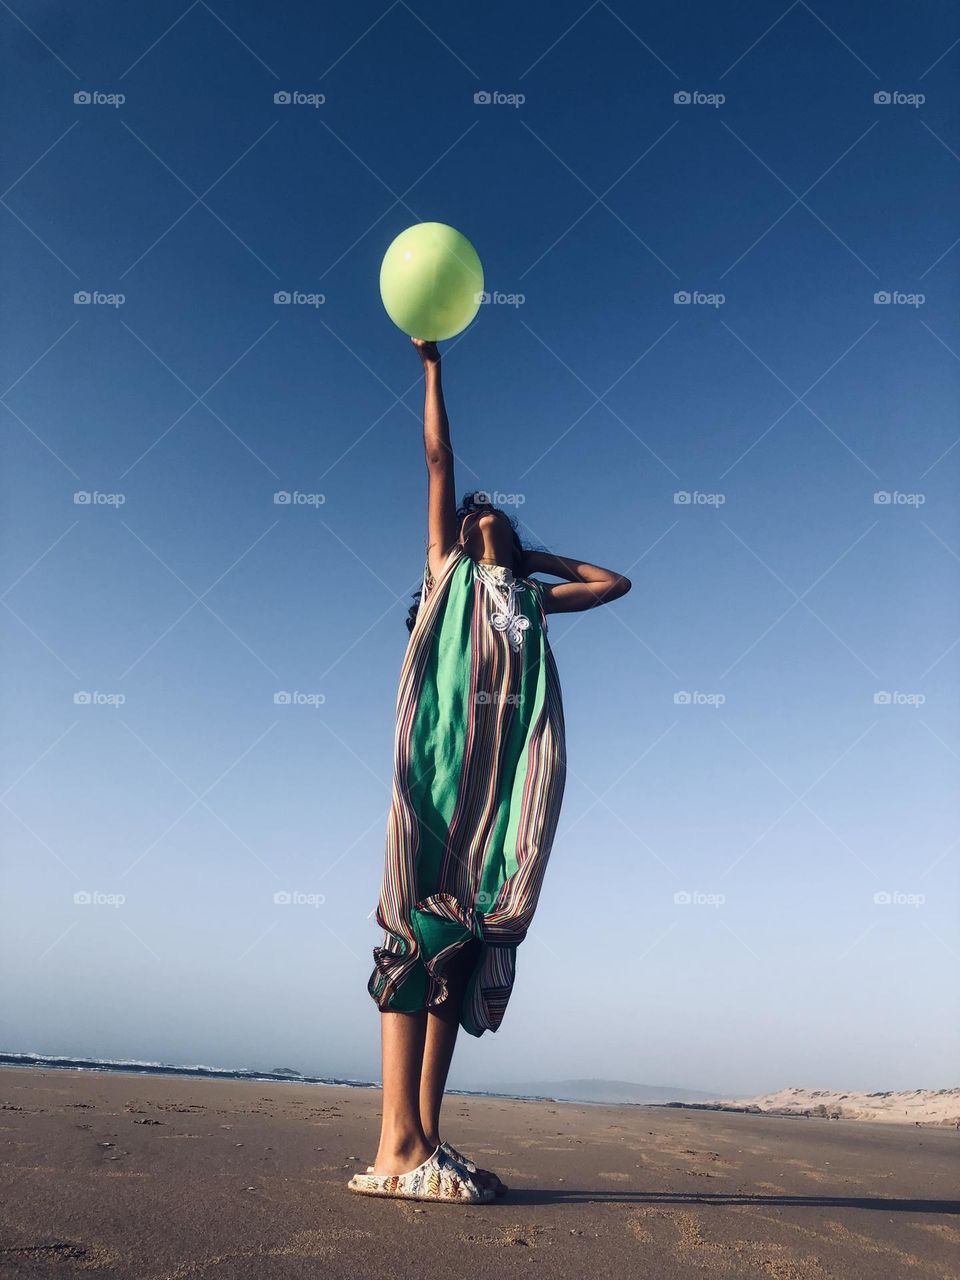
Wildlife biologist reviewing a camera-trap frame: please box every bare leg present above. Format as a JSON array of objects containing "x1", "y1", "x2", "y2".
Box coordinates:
[
  {"x1": 420, "y1": 994, "x2": 462, "y2": 1146},
  {"x1": 419, "y1": 943, "x2": 478, "y2": 1146},
  {"x1": 372, "y1": 1010, "x2": 435, "y2": 1175}
]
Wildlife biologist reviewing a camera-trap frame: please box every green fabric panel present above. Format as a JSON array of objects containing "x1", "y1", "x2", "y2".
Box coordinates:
[
  {"x1": 411, "y1": 905, "x2": 472, "y2": 961},
  {"x1": 405, "y1": 558, "x2": 474, "y2": 898},
  {"x1": 460, "y1": 967, "x2": 482, "y2": 1037},
  {"x1": 477, "y1": 586, "x2": 547, "y2": 907},
  {"x1": 382, "y1": 959, "x2": 427, "y2": 1013}
]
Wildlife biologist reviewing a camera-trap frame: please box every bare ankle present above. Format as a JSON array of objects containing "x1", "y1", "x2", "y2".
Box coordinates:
[
  {"x1": 383, "y1": 1131, "x2": 428, "y2": 1157},
  {"x1": 373, "y1": 1127, "x2": 434, "y2": 1174}
]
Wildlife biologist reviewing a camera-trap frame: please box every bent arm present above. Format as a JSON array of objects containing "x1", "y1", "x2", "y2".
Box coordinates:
[
  {"x1": 415, "y1": 340, "x2": 458, "y2": 581},
  {"x1": 522, "y1": 550, "x2": 632, "y2": 614}
]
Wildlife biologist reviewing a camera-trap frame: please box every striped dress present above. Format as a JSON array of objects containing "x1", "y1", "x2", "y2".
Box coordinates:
[{"x1": 368, "y1": 544, "x2": 567, "y2": 1036}]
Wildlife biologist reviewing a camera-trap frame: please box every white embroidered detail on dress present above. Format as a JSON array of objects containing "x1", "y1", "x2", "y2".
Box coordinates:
[{"x1": 476, "y1": 563, "x2": 531, "y2": 653}]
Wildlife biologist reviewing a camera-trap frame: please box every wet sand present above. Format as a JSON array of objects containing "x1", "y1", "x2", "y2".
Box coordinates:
[{"x1": 1, "y1": 1066, "x2": 957, "y2": 1279}]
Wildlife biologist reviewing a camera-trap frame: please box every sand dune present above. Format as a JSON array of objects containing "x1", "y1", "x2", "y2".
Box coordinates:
[{"x1": 729, "y1": 1087, "x2": 960, "y2": 1126}]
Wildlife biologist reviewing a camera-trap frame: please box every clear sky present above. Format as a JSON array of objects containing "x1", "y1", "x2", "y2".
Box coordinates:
[{"x1": 2, "y1": 1, "x2": 957, "y2": 1097}]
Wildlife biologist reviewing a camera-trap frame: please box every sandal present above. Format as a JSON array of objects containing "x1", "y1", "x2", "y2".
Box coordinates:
[
  {"x1": 348, "y1": 1145, "x2": 494, "y2": 1203},
  {"x1": 362, "y1": 1141, "x2": 508, "y2": 1197},
  {"x1": 440, "y1": 1140, "x2": 508, "y2": 1197}
]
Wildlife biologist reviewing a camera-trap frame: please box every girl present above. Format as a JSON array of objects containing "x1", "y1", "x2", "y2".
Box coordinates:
[{"x1": 349, "y1": 338, "x2": 631, "y2": 1203}]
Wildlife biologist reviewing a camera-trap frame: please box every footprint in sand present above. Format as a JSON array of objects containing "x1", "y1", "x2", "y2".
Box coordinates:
[
  {"x1": 0, "y1": 1242, "x2": 123, "y2": 1268},
  {"x1": 824, "y1": 1219, "x2": 951, "y2": 1277},
  {"x1": 459, "y1": 1225, "x2": 553, "y2": 1249},
  {"x1": 627, "y1": 1206, "x2": 831, "y2": 1279},
  {"x1": 913, "y1": 1222, "x2": 960, "y2": 1246},
  {"x1": 157, "y1": 1230, "x2": 373, "y2": 1276}
]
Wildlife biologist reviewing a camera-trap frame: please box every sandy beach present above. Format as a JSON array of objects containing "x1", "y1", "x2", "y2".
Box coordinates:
[{"x1": 1, "y1": 1067, "x2": 958, "y2": 1280}]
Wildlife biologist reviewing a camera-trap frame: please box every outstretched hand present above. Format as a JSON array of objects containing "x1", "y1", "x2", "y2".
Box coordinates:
[{"x1": 412, "y1": 337, "x2": 441, "y2": 367}]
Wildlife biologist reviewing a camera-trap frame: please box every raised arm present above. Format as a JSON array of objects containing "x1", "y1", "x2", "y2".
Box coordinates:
[
  {"x1": 521, "y1": 550, "x2": 631, "y2": 614},
  {"x1": 413, "y1": 339, "x2": 458, "y2": 581}
]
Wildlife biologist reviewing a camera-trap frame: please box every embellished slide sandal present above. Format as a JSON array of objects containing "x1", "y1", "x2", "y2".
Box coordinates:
[
  {"x1": 440, "y1": 1140, "x2": 508, "y2": 1197},
  {"x1": 348, "y1": 1145, "x2": 494, "y2": 1203},
  {"x1": 360, "y1": 1140, "x2": 507, "y2": 1198}
]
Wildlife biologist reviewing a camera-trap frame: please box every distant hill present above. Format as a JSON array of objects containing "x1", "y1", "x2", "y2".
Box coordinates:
[{"x1": 491, "y1": 1079, "x2": 721, "y2": 1105}]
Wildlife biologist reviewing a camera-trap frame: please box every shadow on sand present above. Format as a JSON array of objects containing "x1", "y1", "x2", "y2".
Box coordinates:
[{"x1": 500, "y1": 1190, "x2": 960, "y2": 1214}]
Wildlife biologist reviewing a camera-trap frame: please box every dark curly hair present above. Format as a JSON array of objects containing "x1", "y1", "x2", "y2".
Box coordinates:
[{"x1": 405, "y1": 491, "x2": 528, "y2": 634}]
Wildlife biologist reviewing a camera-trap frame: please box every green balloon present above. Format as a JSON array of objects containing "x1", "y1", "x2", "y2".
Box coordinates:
[{"x1": 379, "y1": 222, "x2": 484, "y2": 341}]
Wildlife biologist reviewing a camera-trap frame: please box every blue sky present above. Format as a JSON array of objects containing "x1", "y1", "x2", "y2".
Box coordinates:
[{"x1": 1, "y1": 1, "x2": 958, "y2": 1096}]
